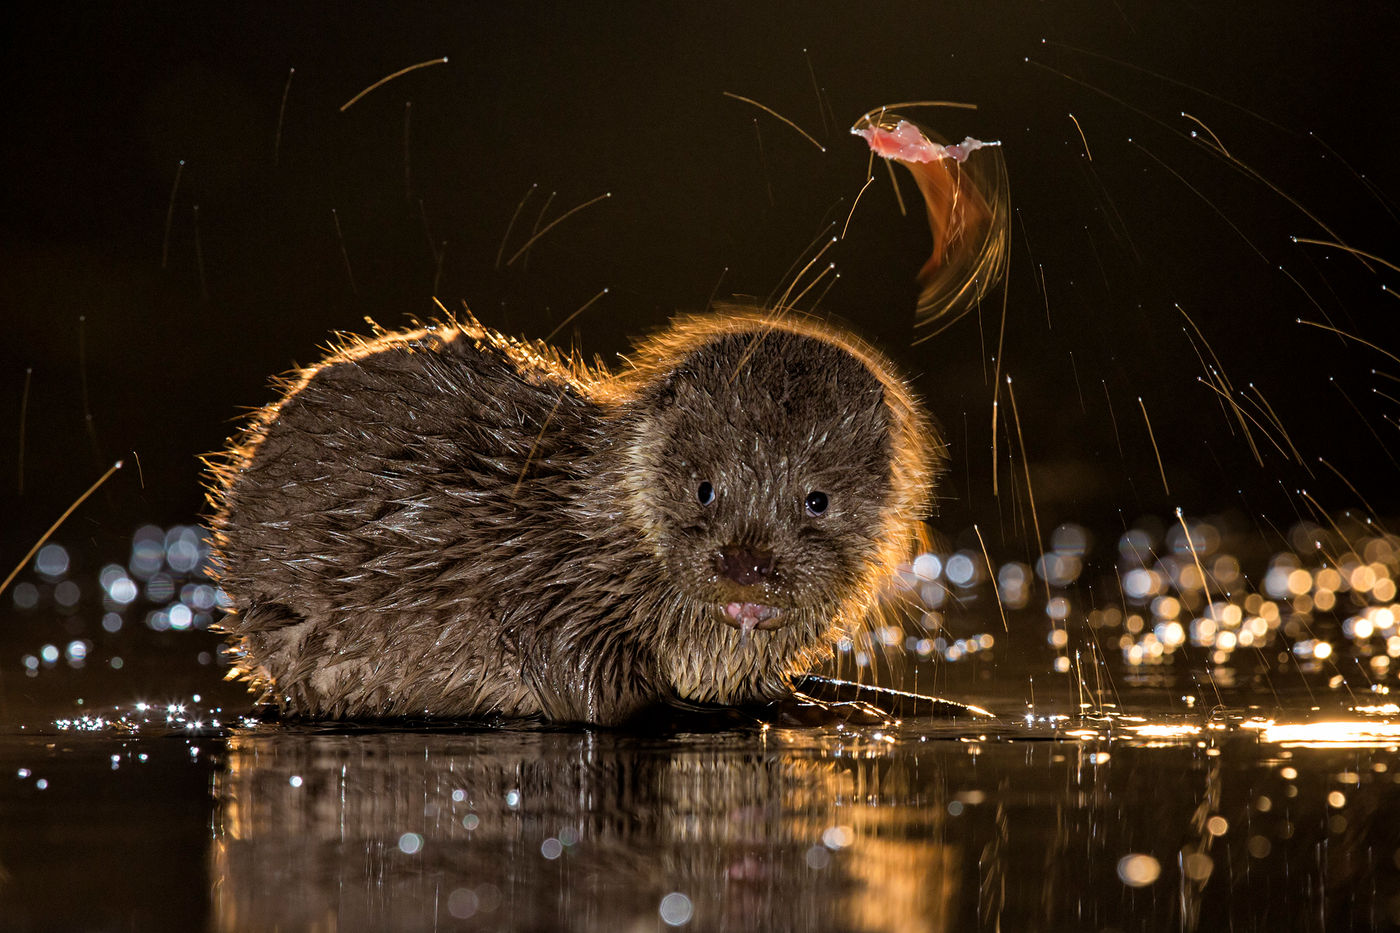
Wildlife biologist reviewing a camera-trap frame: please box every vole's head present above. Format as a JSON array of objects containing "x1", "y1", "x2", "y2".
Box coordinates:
[{"x1": 616, "y1": 309, "x2": 941, "y2": 700}]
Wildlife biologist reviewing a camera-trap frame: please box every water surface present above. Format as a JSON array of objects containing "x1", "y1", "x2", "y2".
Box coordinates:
[
  {"x1": 6, "y1": 514, "x2": 1400, "y2": 930},
  {"x1": 7, "y1": 700, "x2": 1400, "y2": 931}
]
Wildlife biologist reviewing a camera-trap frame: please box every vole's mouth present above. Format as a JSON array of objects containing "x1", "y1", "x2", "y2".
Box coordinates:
[{"x1": 721, "y1": 602, "x2": 783, "y2": 633}]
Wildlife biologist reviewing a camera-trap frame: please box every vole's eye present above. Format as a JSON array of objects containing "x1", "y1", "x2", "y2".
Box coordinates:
[
  {"x1": 804, "y1": 490, "x2": 829, "y2": 517},
  {"x1": 696, "y1": 481, "x2": 715, "y2": 506}
]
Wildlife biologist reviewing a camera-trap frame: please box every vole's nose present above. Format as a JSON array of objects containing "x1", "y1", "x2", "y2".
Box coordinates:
[{"x1": 717, "y1": 545, "x2": 775, "y2": 586}]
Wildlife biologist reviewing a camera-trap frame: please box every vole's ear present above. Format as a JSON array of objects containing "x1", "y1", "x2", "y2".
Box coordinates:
[
  {"x1": 637, "y1": 375, "x2": 676, "y2": 412},
  {"x1": 637, "y1": 364, "x2": 697, "y2": 413}
]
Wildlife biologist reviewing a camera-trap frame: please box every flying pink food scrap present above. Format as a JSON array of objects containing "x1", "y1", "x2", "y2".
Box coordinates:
[
  {"x1": 852, "y1": 120, "x2": 1000, "y2": 165},
  {"x1": 853, "y1": 113, "x2": 1009, "y2": 330}
]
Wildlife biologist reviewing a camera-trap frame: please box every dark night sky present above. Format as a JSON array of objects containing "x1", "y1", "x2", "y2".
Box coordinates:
[{"x1": 2, "y1": 2, "x2": 1397, "y2": 566}]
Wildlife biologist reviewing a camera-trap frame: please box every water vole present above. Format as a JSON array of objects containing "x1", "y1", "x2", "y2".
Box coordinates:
[{"x1": 208, "y1": 306, "x2": 943, "y2": 724}]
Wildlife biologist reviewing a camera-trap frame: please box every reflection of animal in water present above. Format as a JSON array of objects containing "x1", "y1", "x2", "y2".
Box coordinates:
[
  {"x1": 208, "y1": 307, "x2": 943, "y2": 724},
  {"x1": 212, "y1": 731, "x2": 960, "y2": 931}
]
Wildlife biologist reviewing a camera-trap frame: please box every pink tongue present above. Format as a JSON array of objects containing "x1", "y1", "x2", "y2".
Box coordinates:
[{"x1": 725, "y1": 602, "x2": 780, "y2": 632}]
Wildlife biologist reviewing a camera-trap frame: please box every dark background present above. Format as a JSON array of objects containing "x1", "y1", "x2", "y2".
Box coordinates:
[{"x1": 2, "y1": 2, "x2": 1397, "y2": 568}]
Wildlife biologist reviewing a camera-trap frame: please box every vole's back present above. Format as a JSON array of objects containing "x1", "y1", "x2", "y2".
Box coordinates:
[{"x1": 211, "y1": 325, "x2": 611, "y2": 719}]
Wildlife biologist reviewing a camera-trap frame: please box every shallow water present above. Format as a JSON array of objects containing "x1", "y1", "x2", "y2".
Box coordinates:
[
  {"x1": 6, "y1": 699, "x2": 1400, "y2": 932},
  {"x1": 7, "y1": 514, "x2": 1400, "y2": 930}
]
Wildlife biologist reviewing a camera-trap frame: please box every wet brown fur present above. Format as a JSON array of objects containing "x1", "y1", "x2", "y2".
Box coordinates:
[{"x1": 206, "y1": 306, "x2": 943, "y2": 725}]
